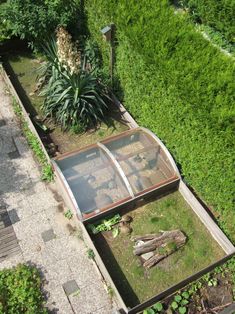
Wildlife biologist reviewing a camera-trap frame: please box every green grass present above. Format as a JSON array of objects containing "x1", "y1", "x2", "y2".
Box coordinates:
[
  {"x1": 92, "y1": 191, "x2": 224, "y2": 307},
  {"x1": 6, "y1": 51, "x2": 129, "y2": 153}
]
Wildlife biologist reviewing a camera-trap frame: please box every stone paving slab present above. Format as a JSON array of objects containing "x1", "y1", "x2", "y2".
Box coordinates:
[{"x1": 0, "y1": 75, "x2": 115, "y2": 314}]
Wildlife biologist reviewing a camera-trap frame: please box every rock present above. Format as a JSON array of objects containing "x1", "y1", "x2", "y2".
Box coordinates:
[
  {"x1": 121, "y1": 214, "x2": 132, "y2": 223},
  {"x1": 141, "y1": 251, "x2": 154, "y2": 261},
  {"x1": 120, "y1": 224, "x2": 132, "y2": 234},
  {"x1": 35, "y1": 245, "x2": 41, "y2": 252}
]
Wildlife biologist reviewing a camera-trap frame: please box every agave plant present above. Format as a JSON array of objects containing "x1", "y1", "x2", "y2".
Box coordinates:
[
  {"x1": 39, "y1": 35, "x2": 110, "y2": 129},
  {"x1": 41, "y1": 69, "x2": 110, "y2": 128}
]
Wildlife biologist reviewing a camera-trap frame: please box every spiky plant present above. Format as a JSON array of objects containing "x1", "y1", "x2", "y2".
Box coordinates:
[{"x1": 39, "y1": 34, "x2": 110, "y2": 129}]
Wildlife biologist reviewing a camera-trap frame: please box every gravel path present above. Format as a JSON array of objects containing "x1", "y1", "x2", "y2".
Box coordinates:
[{"x1": 0, "y1": 74, "x2": 114, "y2": 314}]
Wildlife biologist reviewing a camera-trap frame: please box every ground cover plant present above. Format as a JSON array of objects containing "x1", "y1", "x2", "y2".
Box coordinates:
[
  {"x1": 143, "y1": 256, "x2": 235, "y2": 313},
  {"x1": 92, "y1": 191, "x2": 224, "y2": 307},
  {"x1": 11, "y1": 95, "x2": 54, "y2": 182},
  {"x1": 0, "y1": 264, "x2": 47, "y2": 314},
  {"x1": 85, "y1": 0, "x2": 235, "y2": 242}
]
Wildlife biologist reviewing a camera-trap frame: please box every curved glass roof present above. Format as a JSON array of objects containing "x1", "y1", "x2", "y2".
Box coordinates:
[{"x1": 53, "y1": 128, "x2": 179, "y2": 220}]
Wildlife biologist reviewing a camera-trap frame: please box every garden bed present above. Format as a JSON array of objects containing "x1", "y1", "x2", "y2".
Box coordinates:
[
  {"x1": 90, "y1": 191, "x2": 225, "y2": 308},
  {"x1": 4, "y1": 50, "x2": 129, "y2": 154}
]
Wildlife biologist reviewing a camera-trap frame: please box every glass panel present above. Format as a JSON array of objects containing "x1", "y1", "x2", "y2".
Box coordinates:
[
  {"x1": 57, "y1": 147, "x2": 130, "y2": 216},
  {"x1": 103, "y1": 130, "x2": 175, "y2": 194}
]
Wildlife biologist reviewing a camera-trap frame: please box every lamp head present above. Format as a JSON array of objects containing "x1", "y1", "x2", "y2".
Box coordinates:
[{"x1": 100, "y1": 25, "x2": 112, "y2": 41}]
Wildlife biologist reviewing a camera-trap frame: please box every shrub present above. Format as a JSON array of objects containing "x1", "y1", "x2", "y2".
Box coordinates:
[
  {"x1": 179, "y1": 0, "x2": 235, "y2": 43},
  {"x1": 0, "y1": 264, "x2": 47, "y2": 313},
  {"x1": 0, "y1": 0, "x2": 81, "y2": 47},
  {"x1": 85, "y1": 0, "x2": 235, "y2": 240}
]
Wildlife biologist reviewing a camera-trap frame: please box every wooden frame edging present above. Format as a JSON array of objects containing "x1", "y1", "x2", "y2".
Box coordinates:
[
  {"x1": 79, "y1": 221, "x2": 129, "y2": 313},
  {"x1": 127, "y1": 251, "x2": 235, "y2": 314},
  {"x1": 179, "y1": 180, "x2": 235, "y2": 254},
  {"x1": 112, "y1": 95, "x2": 139, "y2": 129}
]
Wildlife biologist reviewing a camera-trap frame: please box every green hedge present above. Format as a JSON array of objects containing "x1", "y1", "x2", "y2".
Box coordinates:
[
  {"x1": 0, "y1": 264, "x2": 47, "y2": 313},
  {"x1": 85, "y1": 0, "x2": 235, "y2": 240},
  {"x1": 179, "y1": 0, "x2": 235, "y2": 43}
]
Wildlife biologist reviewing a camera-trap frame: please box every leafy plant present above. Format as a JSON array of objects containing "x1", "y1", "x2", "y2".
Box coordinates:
[
  {"x1": 153, "y1": 302, "x2": 163, "y2": 312},
  {"x1": 171, "y1": 294, "x2": 189, "y2": 313},
  {"x1": 64, "y1": 209, "x2": 73, "y2": 220},
  {"x1": 112, "y1": 227, "x2": 119, "y2": 238},
  {"x1": 143, "y1": 302, "x2": 163, "y2": 313},
  {"x1": 87, "y1": 248, "x2": 95, "y2": 260},
  {"x1": 143, "y1": 309, "x2": 155, "y2": 314},
  {"x1": 41, "y1": 164, "x2": 54, "y2": 182},
  {"x1": 87, "y1": 214, "x2": 121, "y2": 234},
  {"x1": 0, "y1": 0, "x2": 81, "y2": 48},
  {"x1": 0, "y1": 264, "x2": 47, "y2": 313}
]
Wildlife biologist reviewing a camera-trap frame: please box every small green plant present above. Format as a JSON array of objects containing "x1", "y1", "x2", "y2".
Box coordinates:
[
  {"x1": 70, "y1": 123, "x2": 85, "y2": 135},
  {"x1": 107, "y1": 286, "x2": 115, "y2": 298},
  {"x1": 170, "y1": 293, "x2": 189, "y2": 313},
  {"x1": 41, "y1": 164, "x2": 54, "y2": 182},
  {"x1": 97, "y1": 129, "x2": 105, "y2": 137},
  {"x1": 87, "y1": 214, "x2": 121, "y2": 234},
  {"x1": 143, "y1": 302, "x2": 163, "y2": 313},
  {"x1": 202, "y1": 273, "x2": 218, "y2": 287},
  {"x1": 12, "y1": 97, "x2": 54, "y2": 182},
  {"x1": 87, "y1": 248, "x2": 95, "y2": 260},
  {"x1": 64, "y1": 209, "x2": 73, "y2": 220}
]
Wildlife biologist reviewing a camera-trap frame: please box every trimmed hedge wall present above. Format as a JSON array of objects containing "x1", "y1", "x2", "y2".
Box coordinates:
[
  {"x1": 180, "y1": 0, "x2": 235, "y2": 43},
  {"x1": 85, "y1": 0, "x2": 235, "y2": 240}
]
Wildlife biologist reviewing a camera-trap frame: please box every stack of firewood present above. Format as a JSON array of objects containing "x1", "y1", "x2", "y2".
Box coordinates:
[{"x1": 132, "y1": 230, "x2": 186, "y2": 268}]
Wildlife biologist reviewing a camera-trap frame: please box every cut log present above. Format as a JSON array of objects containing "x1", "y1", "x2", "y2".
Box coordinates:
[
  {"x1": 133, "y1": 230, "x2": 186, "y2": 256},
  {"x1": 131, "y1": 233, "x2": 162, "y2": 242},
  {"x1": 143, "y1": 252, "x2": 167, "y2": 268},
  {"x1": 143, "y1": 234, "x2": 186, "y2": 268}
]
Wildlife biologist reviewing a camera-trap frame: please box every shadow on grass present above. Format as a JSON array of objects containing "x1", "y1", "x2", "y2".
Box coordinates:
[{"x1": 93, "y1": 232, "x2": 140, "y2": 308}]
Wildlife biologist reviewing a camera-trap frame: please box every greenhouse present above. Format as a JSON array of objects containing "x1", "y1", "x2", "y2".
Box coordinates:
[{"x1": 53, "y1": 128, "x2": 180, "y2": 220}]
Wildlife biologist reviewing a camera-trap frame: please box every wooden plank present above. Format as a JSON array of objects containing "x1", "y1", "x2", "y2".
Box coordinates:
[
  {"x1": 0, "y1": 226, "x2": 14, "y2": 236},
  {"x1": 0, "y1": 234, "x2": 16, "y2": 245},
  {"x1": 0, "y1": 241, "x2": 19, "y2": 255},
  {"x1": 0, "y1": 246, "x2": 21, "y2": 259},
  {"x1": 0, "y1": 232, "x2": 16, "y2": 241},
  {"x1": 0, "y1": 238, "x2": 18, "y2": 250},
  {"x1": 179, "y1": 180, "x2": 235, "y2": 254}
]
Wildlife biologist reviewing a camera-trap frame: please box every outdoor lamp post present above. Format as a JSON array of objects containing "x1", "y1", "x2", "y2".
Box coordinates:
[{"x1": 100, "y1": 24, "x2": 115, "y2": 88}]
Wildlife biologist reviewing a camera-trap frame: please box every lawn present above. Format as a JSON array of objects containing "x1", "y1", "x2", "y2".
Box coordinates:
[
  {"x1": 5, "y1": 51, "x2": 129, "y2": 153},
  {"x1": 92, "y1": 191, "x2": 225, "y2": 307}
]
